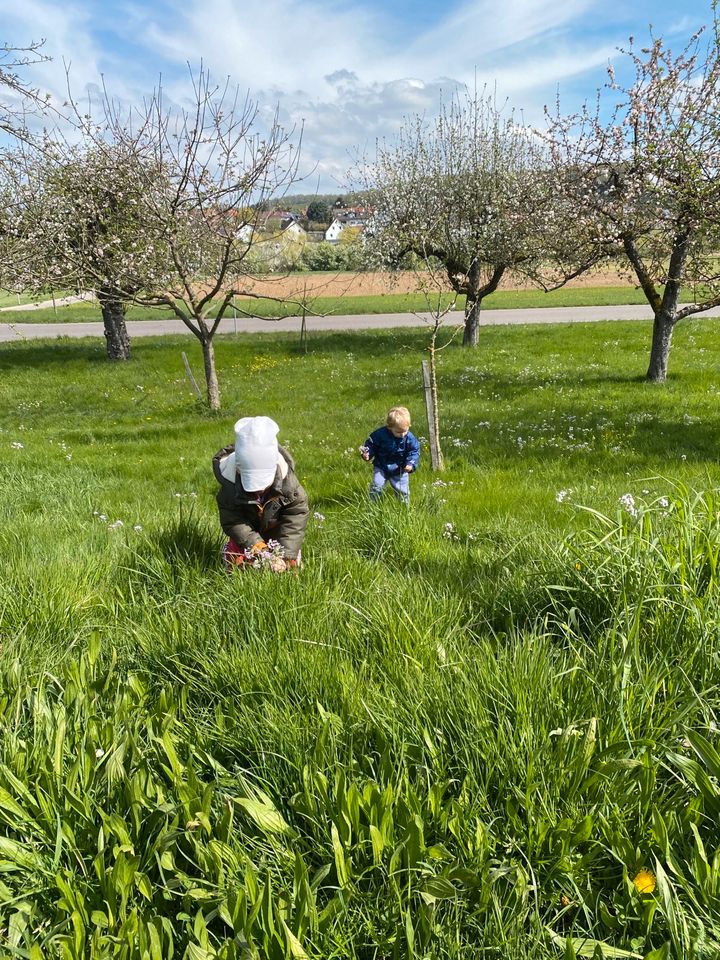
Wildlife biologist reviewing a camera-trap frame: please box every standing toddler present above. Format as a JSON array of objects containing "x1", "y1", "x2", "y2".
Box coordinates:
[{"x1": 361, "y1": 406, "x2": 420, "y2": 503}]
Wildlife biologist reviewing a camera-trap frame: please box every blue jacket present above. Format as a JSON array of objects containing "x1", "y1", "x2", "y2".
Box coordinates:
[{"x1": 365, "y1": 426, "x2": 420, "y2": 476}]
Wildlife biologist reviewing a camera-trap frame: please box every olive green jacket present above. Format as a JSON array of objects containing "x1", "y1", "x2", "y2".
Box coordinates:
[{"x1": 212, "y1": 444, "x2": 309, "y2": 559}]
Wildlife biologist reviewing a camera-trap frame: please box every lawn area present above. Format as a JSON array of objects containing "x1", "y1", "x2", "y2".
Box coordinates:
[
  {"x1": 0, "y1": 283, "x2": 666, "y2": 323},
  {"x1": 1, "y1": 319, "x2": 719, "y2": 957}
]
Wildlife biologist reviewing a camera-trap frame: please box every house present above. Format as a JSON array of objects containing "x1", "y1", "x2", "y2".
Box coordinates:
[
  {"x1": 332, "y1": 204, "x2": 375, "y2": 226},
  {"x1": 280, "y1": 219, "x2": 306, "y2": 240},
  {"x1": 267, "y1": 210, "x2": 298, "y2": 222},
  {"x1": 324, "y1": 219, "x2": 345, "y2": 243}
]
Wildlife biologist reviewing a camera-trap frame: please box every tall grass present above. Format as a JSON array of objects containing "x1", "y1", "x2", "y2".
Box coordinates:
[{"x1": 1, "y1": 324, "x2": 719, "y2": 957}]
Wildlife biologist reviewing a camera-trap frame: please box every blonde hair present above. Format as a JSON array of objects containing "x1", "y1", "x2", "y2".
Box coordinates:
[{"x1": 387, "y1": 406, "x2": 411, "y2": 430}]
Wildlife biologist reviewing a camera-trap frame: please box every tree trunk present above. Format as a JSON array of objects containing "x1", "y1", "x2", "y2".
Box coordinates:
[
  {"x1": 98, "y1": 289, "x2": 130, "y2": 361},
  {"x1": 461, "y1": 263, "x2": 505, "y2": 347},
  {"x1": 463, "y1": 292, "x2": 482, "y2": 347},
  {"x1": 646, "y1": 310, "x2": 675, "y2": 383},
  {"x1": 201, "y1": 337, "x2": 221, "y2": 409},
  {"x1": 628, "y1": 227, "x2": 688, "y2": 384}
]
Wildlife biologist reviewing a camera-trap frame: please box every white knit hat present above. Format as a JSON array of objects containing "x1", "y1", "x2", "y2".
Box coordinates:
[{"x1": 234, "y1": 416, "x2": 280, "y2": 491}]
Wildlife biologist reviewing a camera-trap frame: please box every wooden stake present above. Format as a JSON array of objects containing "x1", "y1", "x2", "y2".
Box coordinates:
[
  {"x1": 299, "y1": 305, "x2": 308, "y2": 353},
  {"x1": 422, "y1": 359, "x2": 442, "y2": 471},
  {"x1": 182, "y1": 352, "x2": 203, "y2": 400}
]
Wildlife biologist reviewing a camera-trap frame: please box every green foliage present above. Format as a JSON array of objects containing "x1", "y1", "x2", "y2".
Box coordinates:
[
  {"x1": 305, "y1": 199, "x2": 331, "y2": 225},
  {"x1": 299, "y1": 241, "x2": 362, "y2": 272}
]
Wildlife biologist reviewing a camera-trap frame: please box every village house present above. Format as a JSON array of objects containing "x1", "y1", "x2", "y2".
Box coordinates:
[
  {"x1": 279, "y1": 219, "x2": 306, "y2": 240},
  {"x1": 324, "y1": 218, "x2": 346, "y2": 243}
]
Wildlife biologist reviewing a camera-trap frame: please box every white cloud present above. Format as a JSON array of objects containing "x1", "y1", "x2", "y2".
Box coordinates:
[
  {"x1": 2, "y1": 0, "x2": 707, "y2": 189},
  {"x1": 0, "y1": 0, "x2": 105, "y2": 102},
  {"x1": 137, "y1": 0, "x2": 606, "y2": 103},
  {"x1": 120, "y1": 0, "x2": 621, "y2": 187},
  {"x1": 139, "y1": 0, "x2": 391, "y2": 99},
  {"x1": 393, "y1": 0, "x2": 600, "y2": 77}
]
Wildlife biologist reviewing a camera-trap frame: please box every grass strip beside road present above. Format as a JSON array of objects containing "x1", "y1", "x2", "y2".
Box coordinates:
[{"x1": 0, "y1": 284, "x2": 660, "y2": 323}]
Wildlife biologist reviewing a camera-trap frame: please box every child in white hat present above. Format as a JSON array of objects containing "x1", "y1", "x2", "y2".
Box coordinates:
[{"x1": 212, "y1": 416, "x2": 309, "y2": 571}]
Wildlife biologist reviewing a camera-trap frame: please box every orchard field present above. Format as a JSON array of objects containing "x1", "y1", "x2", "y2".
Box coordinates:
[{"x1": 1, "y1": 318, "x2": 720, "y2": 958}]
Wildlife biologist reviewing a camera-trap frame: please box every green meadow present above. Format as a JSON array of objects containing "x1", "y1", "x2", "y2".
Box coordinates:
[{"x1": 1, "y1": 318, "x2": 719, "y2": 958}]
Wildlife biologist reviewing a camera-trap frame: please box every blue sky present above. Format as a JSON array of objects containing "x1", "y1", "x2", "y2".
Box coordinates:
[{"x1": 1, "y1": 0, "x2": 713, "y2": 191}]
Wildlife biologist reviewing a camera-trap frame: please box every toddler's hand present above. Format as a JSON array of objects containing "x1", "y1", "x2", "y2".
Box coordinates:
[
  {"x1": 359, "y1": 445, "x2": 370, "y2": 461},
  {"x1": 404, "y1": 465, "x2": 413, "y2": 473}
]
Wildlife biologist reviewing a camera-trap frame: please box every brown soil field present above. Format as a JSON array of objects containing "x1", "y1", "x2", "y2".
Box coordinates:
[{"x1": 235, "y1": 266, "x2": 632, "y2": 300}]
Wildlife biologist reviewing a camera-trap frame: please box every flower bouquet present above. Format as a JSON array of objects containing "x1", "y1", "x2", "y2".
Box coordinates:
[{"x1": 244, "y1": 539, "x2": 288, "y2": 572}]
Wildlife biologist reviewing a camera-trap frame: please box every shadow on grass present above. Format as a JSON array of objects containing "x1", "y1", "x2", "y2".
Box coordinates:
[
  {"x1": 0, "y1": 339, "x2": 110, "y2": 370},
  {"x1": 160, "y1": 514, "x2": 220, "y2": 567},
  {"x1": 133, "y1": 511, "x2": 222, "y2": 575}
]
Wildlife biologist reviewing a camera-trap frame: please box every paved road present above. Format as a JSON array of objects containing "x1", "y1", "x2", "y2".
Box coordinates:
[{"x1": 2, "y1": 303, "x2": 720, "y2": 342}]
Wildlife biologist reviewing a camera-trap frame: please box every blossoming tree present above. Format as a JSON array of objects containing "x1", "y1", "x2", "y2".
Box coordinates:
[
  {"x1": 2, "y1": 139, "x2": 166, "y2": 359},
  {"x1": 361, "y1": 89, "x2": 586, "y2": 347},
  {"x1": 5, "y1": 68, "x2": 301, "y2": 401},
  {"x1": 545, "y1": 24, "x2": 720, "y2": 382},
  {"x1": 101, "y1": 70, "x2": 302, "y2": 408},
  {"x1": 0, "y1": 42, "x2": 52, "y2": 293},
  {"x1": 0, "y1": 41, "x2": 49, "y2": 144}
]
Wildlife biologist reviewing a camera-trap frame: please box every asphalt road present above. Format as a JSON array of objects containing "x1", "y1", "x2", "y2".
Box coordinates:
[{"x1": 2, "y1": 303, "x2": 720, "y2": 342}]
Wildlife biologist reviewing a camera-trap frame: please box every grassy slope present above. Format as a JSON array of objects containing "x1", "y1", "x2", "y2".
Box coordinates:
[{"x1": 1, "y1": 321, "x2": 720, "y2": 957}]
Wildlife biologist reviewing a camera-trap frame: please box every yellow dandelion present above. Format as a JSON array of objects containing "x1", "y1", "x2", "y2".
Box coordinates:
[{"x1": 633, "y1": 867, "x2": 656, "y2": 894}]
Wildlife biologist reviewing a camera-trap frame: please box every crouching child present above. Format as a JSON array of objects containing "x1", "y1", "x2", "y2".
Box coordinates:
[{"x1": 213, "y1": 416, "x2": 309, "y2": 571}]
